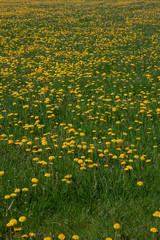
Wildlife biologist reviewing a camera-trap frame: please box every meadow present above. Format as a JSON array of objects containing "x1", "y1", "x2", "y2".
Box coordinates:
[{"x1": 0, "y1": 0, "x2": 160, "y2": 239}]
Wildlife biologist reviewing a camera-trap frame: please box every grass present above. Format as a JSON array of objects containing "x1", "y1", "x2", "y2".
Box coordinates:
[{"x1": 0, "y1": 0, "x2": 160, "y2": 239}]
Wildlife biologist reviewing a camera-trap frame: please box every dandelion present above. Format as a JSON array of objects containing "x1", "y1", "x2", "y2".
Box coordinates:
[
  {"x1": 14, "y1": 227, "x2": 22, "y2": 232},
  {"x1": 14, "y1": 188, "x2": 20, "y2": 193},
  {"x1": 104, "y1": 164, "x2": 109, "y2": 167},
  {"x1": 153, "y1": 211, "x2": 160, "y2": 217},
  {"x1": 137, "y1": 181, "x2": 143, "y2": 186},
  {"x1": 4, "y1": 195, "x2": 10, "y2": 199},
  {"x1": 31, "y1": 178, "x2": 38, "y2": 183},
  {"x1": 19, "y1": 216, "x2": 26, "y2": 222},
  {"x1": 66, "y1": 180, "x2": 71, "y2": 184},
  {"x1": 29, "y1": 232, "x2": 35, "y2": 237},
  {"x1": 58, "y1": 233, "x2": 65, "y2": 240},
  {"x1": 113, "y1": 223, "x2": 120, "y2": 240},
  {"x1": 44, "y1": 173, "x2": 51, "y2": 177},
  {"x1": 10, "y1": 193, "x2": 17, "y2": 197},
  {"x1": 44, "y1": 237, "x2": 52, "y2": 240},
  {"x1": 22, "y1": 188, "x2": 29, "y2": 192},
  {"x1": 80, "y1": 132, "x2": 85, "y2": 136},
  {"x1": 0, "y1": 171, "x2": 4, "y2": 176},
  {"x1": 21, "y1": 234, "x2": 28, "y2": 238},
  {"x1": 146, "y1": 159, "x2": 151, "y2": 163},
  {"x1": 9, "y1": 219, "x2": 17, "y2": 226},
  {"x1": 7, "y1": 222, "x2": 14, "y2": 227},
  {"x1": 0, "y1": 171, "x2": 4, "y2": 187},
  {"x1": 49, "y1": 156, "x2": 55, "y2": 160},
  {"x1": 113, "y1": 223, "x2": 120, "y2": 230},
  {"x1": 150, "y1": 227, "x2": 158, "y2": 233},
  {"x1": 72, "y1": 235, "x2": 79, "y2": 239}
]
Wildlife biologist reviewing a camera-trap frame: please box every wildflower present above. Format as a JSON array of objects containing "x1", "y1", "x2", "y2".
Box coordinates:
[
  {"x1": 65, "y1": 174, "x2": 72, "y2": 178},
  {"x1": 4, "y1": 195, "x2": 10, "y2": 199},
  {"x1": 14, "y1": 188, "x2": 20, "y2": 193},
  {"x1": 7, "y1": 218, "x2": 17, "y2": 227},
  {"x1": 29, "y1": 232, "x2": 35, "y2": 237},
  {"x1": 32, "y1": 184, "x2": 37, "y2": 187},
  {"x1": 14, "y1": 227, "x2": 22, "y2": 231},
  {"x1": 7, "y1": 222, "x2": 14, "y2": 227},
  {"x1": 22, "y1": 188, "x2": 29, "y2": 192},
  {"x1": 146, "y1": 159, "x2": 151, "y2": 162},
  {"x1": 49, "y1": 156, "x2": 55, "y2": 160},
  {"x1": 19, "y1": 216, "x2": 26, "y2": 222},
  {"x1": 58, "y1": 233, "x2": 65, "y2": 240},
  {"x1": 66, "y1": 180, "x2": 71, "y2": 184},
  {"x1": 21, "y1": 234, "x2": 28, "y2": 238},
  {"x1": 72, "y1": 235, "x2": 79, "y2": 239},
  {"x1": 44, "y1": 173, "x2": 51, "y2": 177},
  {"x1": 88, "y1": 149, "x2": 93, "y2": 153},
  {"x1": 113, "y1": 223, "x2": 120, "y2": 229},
  {"x1": 150, "y1": 227, "x2": 158, "y2": 233},
  {"x1": 153, "y1": 211, "x2": 160, "y2": 217},
  {"x1": 10, "y1": 193, "x2": 17, "y2": 197},
  {"x1": 0, "y1": 171, "x2": 4, "y2": 176},
  {"x1": 106, "y1": 238, "x2": 112, "y2": 240},
  {"x1": 31, "y1": 178, "x2": 38, "y2": 183},
  {"x1": 137, "y1": 181, "x2": 143, "y2": 186},
  {"x1": 80, "y1": 132, "x2": 85, "y2": 136},
  {"x1": 124, "y1": 165, "x2": 133, "y2": 171},
  {"x1": 44, "y1": 237, "x2": 52, "y2": 240}
]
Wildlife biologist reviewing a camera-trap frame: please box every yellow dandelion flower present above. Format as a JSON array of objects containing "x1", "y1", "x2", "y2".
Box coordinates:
[
  {"x1": 14, "y1": 188, "x2": 20, "y2": 193},
  {"x1": 88, "y1": 149, "x2": 93, "y2": 153},
  {"x1": 153, "y1": 211, "x2": 160, "y2": 217},
  {"x1": 0, "y1": 171, "x2": 4, "y2": 176},
  {"x1": 80, "y1": 167, "x2": 86, "y2": 170},
  {"x1": 72, "y1": 235, "x2": 79, "y2": 239},
  {"x1": 80, "y1": 132, "x2": 85, "y2": 136},
  {"x1": 44, "y1": 173, "x2": 51, "y2": 177},
  {"x1": 146, "y1": 159, "x2": 151, "y2": 163},
  {"x1": 9, "y1": 219, "x2": 17, "y2": 226},
  {"x1": 150, "y1": 227, "x2": 158, "y2": 233},
  {"x1": 66, "y1": 180, "x2": 71, "y2": 184},
  {"x1": 137, "y1": 181, "x2": 143, "y2": 186},
  {"x1": 58, "y1": 233, "x2": 65, "y2": 240},
  {"x1": 113, "y1": 223, "x2": 120, "y2": 230},
  {"x1": 21, "y1": 234, "x2": 28, "y2": 238},
  {"x1": 22, "y1": 188, "x2": 29, "y2": 192},
  {"x1": 31, "y1": 178, "x2": 38, "y2": 183},
  {"x1": 7, "y1": 222, "x2": 14, "y2": 227},
  {"x1": 65, "y1": 174, "x2": 72, "y2": 178},
  {"x1": 10, "y1": 193, "x2": 17, "y2": 197},
  {"x1": 14, "y1": 227, "x2": 22, "y2": 232},
  {"x1": 29, "y1": 232, "x2": 35, "y2": 237},
  {"x1": 4, "y1": 195, "x2": 10, "y2": 199},
  {"x1": 48, "y1": 156, "x2": 55, "y2": 160},
  {"x1": 44, "y1": 237, "x2": 52, "y2": 240},
  {"x1": 19, "y1": 216, "x2": 26, "y2": 222},
  {"x1": 104, "y1": 164, "x2": 109, "y2": 167}
]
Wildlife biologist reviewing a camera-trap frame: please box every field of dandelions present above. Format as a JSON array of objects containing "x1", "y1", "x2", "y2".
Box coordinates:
[{"x1": 0, "y1": 0, "x2": 160, "y2": 239}]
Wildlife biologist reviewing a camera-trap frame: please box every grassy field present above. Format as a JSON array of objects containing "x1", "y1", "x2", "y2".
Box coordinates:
[{"x1": 0, "y1": 0, "x2": 160, "y2": 239}]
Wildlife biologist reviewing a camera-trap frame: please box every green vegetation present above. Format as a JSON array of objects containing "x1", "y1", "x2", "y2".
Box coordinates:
[{"x1": 0, "y1": 0, "x2": 160, "y2": 239}]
